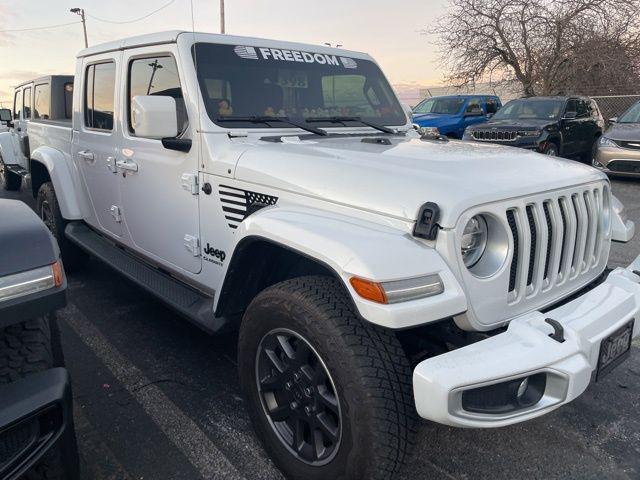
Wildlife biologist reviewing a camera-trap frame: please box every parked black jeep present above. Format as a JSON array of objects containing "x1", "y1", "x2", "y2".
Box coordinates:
[
  {"x1": 463, "y1": 96, "x2": 604, "y2": 162},
  {"x1": 0, "y1": 200, "x2": 79, "y2": 480}
]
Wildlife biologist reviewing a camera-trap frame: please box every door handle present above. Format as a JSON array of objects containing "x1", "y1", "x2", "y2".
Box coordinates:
[
  {"x1": 78, "y1": 150, "x2": 95, "y2": 161},
  {"x1": 116, "y1": 158, "x2": 138, "y2": 172}
]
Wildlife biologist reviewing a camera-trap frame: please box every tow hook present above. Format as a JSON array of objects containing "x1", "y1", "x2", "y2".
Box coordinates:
[{"x1": 545, "y1": 318, "x2": 566, "y2": 343}]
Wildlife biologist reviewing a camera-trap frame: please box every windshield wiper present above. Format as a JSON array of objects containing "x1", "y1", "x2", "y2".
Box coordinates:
[
  {"x1": 215, "y1": 115, "x2": 327, "y2": 136},
  {"x1": 305, "y1": 116, "x2": 398, "y2": 134}
]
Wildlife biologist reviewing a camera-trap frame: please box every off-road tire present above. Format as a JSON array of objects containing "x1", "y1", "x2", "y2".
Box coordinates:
[
  {"x1": 0, "y1": 314, "x2": 80, "y2": 480},
  {"x1": 37, "y1": 182, "x2": 88, "y2": 272},
  {"x1": 238, "y1": 276, "x2": 416, "y2": 480},
  {"x1": 0, "y1": 155, "x2": 21, "y2": 191}
]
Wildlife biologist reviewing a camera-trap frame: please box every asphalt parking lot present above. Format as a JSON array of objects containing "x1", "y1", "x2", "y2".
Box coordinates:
[{"x1": 2, "y1": 177, "x2": 640, "y2": 480}]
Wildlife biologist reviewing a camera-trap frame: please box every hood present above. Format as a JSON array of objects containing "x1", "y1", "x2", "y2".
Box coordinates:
[
  {"x1": 605, "y1": 123, "x2": 640, "y2": 142},
  {"x1": 468, "y1": 118, "x2": 555, "y2": 130},
  {"x1": 234, "y1": 135, "x2": 605, "y2": 228},
  {"x1": 412, "y1": 113, "x2": 459, "y2": 127}
]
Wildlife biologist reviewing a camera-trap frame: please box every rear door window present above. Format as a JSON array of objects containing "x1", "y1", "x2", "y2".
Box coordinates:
[
  {"x1": 13, "y1": 89, "x2": 20, "y2": 120},
  {"x1": 34, "y1": 84, "x2": 51, "y2": 119},
  {"x1": 64, "y1": 82, "x2": 74, "y2": 119},
  {"x1": 84, "y1": 62, "x2": 116, "y2": 131},
  {"x1": 22, "y1": 87, "x2": 32, "y2": 119}
]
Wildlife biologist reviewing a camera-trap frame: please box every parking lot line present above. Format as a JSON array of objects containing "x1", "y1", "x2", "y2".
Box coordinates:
[{"x1": 61, "y1": 303, "x2": 245, "y2": 480}]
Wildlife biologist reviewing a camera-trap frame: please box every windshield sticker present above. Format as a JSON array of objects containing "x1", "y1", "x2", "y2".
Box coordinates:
[{"x1": 234, "y1": 45, "x2": 358, "y2": 69}]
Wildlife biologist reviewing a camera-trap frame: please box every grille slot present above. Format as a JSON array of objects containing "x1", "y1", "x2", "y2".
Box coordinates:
[
  {"x1": 543, "y1": 202, "x2": 553, "y2": 280},
  {"x1": 526, "y1": 206, "x2": 537, "y2": 286},
  {"x1": 505, "y1": 185, "x2": 606, "y2": 303},
  {"x1": 472, "y1": 130, "x2": 518, "y2": 142},
  {"x1": 507, "y1": 210, "x2": 519, "y2": 293}
]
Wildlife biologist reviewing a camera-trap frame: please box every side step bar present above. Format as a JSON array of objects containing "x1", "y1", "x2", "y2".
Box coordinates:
[{"x1": 65, "y1": 222, "x2": 228, "y2": 334}]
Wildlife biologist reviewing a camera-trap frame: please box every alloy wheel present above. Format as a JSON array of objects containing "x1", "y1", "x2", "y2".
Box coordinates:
[
  {"x1": 40, "y1": 200, "x2": 55, "y2": 233},
  {"x1": 255, "y1": 328, "x2": 342, "y2": 466}
]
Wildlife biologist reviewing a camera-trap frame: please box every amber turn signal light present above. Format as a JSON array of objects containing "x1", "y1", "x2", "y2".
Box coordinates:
[
  {"x1": 349, "y1": 277, "x2": 388, "y2": 304},
  {"x1": 52, "y1": 261, "x2": 64, "y2": 288}
]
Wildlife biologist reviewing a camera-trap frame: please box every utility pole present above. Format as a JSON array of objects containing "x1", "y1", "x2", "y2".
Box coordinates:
[
  {"x1": 70, "y1": 8, "x2": 88, "y2": 48},
  {"x1": 220, "y1": 0, "x2": 225, "y2": 34},
  {"x1": 147, "y1": 60, "x2": 163, "y2": 94}
]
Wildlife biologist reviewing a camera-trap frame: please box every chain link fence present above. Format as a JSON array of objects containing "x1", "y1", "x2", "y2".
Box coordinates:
[{"x1": 590, "y1": 95, "x2": 640, "y2": 121}]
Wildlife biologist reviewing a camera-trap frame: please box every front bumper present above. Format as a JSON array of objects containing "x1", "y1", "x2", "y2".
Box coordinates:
[
  {"x1": 413, "y1": 256, "x2": 640, "y2": 427},
  {"x1": 0, "y1": 368, "x2": 73, "y2": 480},
  {"x1": 595, "y1": 145, "x2": 640, "y2": 176}
]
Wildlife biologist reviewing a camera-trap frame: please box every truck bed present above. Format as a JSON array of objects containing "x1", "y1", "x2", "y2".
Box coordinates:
[{"x1": 27, "y1": 119, "x2": 72, "y2": 157}]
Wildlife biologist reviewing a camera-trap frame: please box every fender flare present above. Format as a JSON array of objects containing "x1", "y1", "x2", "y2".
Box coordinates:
[
  {"x1": 224, "y1": 206, "x2": 467, "y2": 329},
  {"x1": 30, "y1": 146, "x2": 82, "y2": 220}
]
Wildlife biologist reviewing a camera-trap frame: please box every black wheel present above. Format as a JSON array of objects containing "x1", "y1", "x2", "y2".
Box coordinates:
[
  {"x1": 580, "y1": 137, "x2": 599, "y2": 164},
  {"x1": 542, "y1": 143, "x2": 558, "y2": 156},
  {"x1": 0, "y1": 155, "x2": 21, "y2": 191},
  {"x1": 238, "y1": 276, "x2": 416, "y2": 480},
  {"x1": 37, "y1": 182, "x2": 88, "y2": 272},
  {"x1": 0, "y1": 314, "x2": 80, "y2": 480}
]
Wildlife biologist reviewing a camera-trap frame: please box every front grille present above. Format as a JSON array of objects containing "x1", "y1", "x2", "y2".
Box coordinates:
[
  {"x1": 607, "y1": 160, "x2": 640, "y2": 174},
  {"x1": 472, "y1": 130, "x2": 518, "y2": 142},
  {"x1": 617, "y1": 140, "x2": 640, "y2": 151},
  {"x1": 506, "y1": 184, "x2": 608, "y2": 303},
  {"x1": 0, "y1": 421, "x2": 33, "y2": 468}
]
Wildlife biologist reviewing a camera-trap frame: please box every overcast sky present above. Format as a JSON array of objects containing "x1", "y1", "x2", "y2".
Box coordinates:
[{"x1": 0, "y1": 0, "x2": 447, "y2": 106}]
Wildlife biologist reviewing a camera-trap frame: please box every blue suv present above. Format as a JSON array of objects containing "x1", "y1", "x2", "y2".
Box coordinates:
[{"x1": 412, "y1": 95, "x2": 502, "y2": 139}]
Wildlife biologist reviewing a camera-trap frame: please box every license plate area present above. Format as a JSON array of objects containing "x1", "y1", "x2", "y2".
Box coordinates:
[{"x1": 596, "y1": 319, "x2": 634, "y2": 381}]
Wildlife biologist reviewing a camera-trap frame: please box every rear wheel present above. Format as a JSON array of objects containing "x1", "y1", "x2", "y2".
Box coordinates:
[
  {"x1": 238, "y1": 276, "x2": 416, "y2": 480},
  {"x1": 0, "y1": 314, "x2": 80, "y2": 480},
  {"x1": 0, "y1": 155, "x2": 21, "y2": 191},
  {"x1": 37, "y1": 182, "x2": 88, "y2": 272}
]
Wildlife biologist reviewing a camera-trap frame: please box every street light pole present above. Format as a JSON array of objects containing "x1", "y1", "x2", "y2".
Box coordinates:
[
  {"x1": 70, "y1": 8, "x2": 88, "y2": 48},
  {"x1": 220, "y1": 0, "x2": 225, "y2": 34}
]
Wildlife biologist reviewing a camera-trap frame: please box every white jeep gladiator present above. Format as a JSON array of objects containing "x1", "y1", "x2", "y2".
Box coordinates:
[{"x1": 1, "y1": 31, "x2": 639, "y2": 480}]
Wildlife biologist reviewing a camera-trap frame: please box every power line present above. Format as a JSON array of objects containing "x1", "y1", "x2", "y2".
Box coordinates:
[
  {"x1": 86, "y1": 0, "x2": 176, "y2": 24},
  {"x1": 0, "y1": 21, "x2": 81, "y2": 33}
]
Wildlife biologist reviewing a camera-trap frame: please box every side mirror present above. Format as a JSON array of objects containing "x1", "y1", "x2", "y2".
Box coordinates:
[
  {"x1": 486, "y1": 113, "x2": 494, "y2": 119},
  {"x1": 132, "y1": 95, "x2": 178, "y2": 139},
  {"x1": 608, "y1": 117, "x2": 618, "y2": 124},
  {"x1": 0, "y1": 108, "x2": 11, "y2": 122},
  {"x1": 563, "y1": 111, "x2": 577, "y2": 120}
]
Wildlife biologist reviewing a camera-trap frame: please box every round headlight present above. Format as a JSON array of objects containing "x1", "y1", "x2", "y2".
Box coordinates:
[{"x1": 461, "y1": 215, "x2": 488, "y2": 268}]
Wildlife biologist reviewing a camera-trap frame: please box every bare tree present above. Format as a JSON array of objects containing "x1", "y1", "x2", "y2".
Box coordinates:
[{"x1": 430, "y1": 0, "x2": 640, "y2": 96}]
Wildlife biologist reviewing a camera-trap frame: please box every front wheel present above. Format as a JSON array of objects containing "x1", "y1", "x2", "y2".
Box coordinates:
[
  {"x1": 238, "y1": 276, "x2": 416, "y2": 480},
  {"x1": 542, "y1": 143, "x2": 558, "y2": 156}
]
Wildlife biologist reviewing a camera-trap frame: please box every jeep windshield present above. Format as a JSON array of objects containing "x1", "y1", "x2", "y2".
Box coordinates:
[
  {"x1": 413, "y1": 97, "x2": 465, "y2": 115},
  {"x1": 192, "y1": 43, "x2": 406, "y2": 129},
  {"x1": 493, "y1": 98, "x2": 563, "y2": 121}
]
